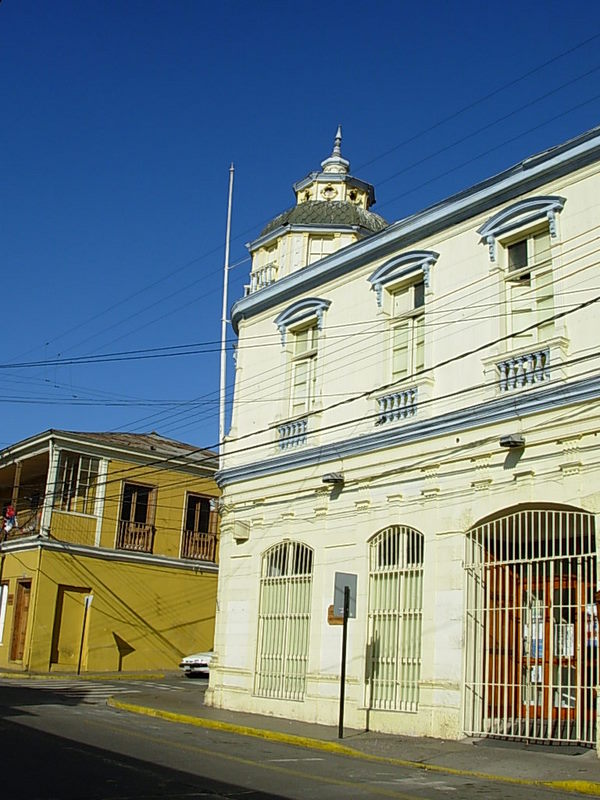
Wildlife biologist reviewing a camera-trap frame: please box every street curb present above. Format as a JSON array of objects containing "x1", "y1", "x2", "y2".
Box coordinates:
[
  {"x1": 0, "y1": 671, "x2": 167, "y2": 682},
  {"x1": 107, "y1": 698, "x2": 600, "y2": 797},
  {"x1": 107, "y1": 698, "x2": 359, "y2": 756}
]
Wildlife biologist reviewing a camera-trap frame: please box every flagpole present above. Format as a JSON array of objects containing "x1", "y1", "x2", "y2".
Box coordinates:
[{"x1": 219, "y1": 163, "x2": 235, "y2": 471}]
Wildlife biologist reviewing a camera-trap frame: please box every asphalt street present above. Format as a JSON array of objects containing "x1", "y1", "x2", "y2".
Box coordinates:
[{"x1": 0, "y1": 678, "x2": 585, "y2": 800}]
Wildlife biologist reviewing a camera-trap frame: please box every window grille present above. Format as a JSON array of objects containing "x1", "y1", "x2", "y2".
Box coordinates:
[
  {"x1": 464, "y1": 508, "x2": 597, "y2": 746},
  {"x1": 255, "y1": 541, "x2": 313, "y2": 701},
  {"x1": 366, "y1": 525, "x2": 424, "y2": 711}
]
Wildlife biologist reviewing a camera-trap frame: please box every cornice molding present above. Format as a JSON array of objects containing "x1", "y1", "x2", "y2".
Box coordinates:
[
  {"x1": 232, "y1": 128, "x2": 600, "y2": 333},
  {"x1": 477, "y1": 195, "x2": 566, "y2": 261},
  {"x1": 368, "y1": 250, "x2": 439, "y2": 307},
  {"x1": 274, "y1": 297, "x2": 331, "y2": 345},
  {"x1": 217, "y1": 373, "x2": 600, "y2": 487},
  {"x1": 0, "y1": 536, "x2": 219, "y2": 574}
]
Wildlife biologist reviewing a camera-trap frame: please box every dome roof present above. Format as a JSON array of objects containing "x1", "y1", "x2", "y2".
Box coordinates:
[{"x1": 260, "y1": 200, "x2": 388, "y2": 237}]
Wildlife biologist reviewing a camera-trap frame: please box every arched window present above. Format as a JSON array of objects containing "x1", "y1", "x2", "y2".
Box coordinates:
[
  {"x1": 366, "y1": 525, "x2": 424, "y2": 711},
  {"x1": 464, "y1": 506, "x2": 597, "y2": 745},
  {"x1": 255, "y1": 540, "x2": 314, "y2": 701}
]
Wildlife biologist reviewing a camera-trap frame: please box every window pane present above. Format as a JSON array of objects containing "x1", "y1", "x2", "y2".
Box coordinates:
[
  {"x1": 294, "y1": 325, "x2": 317, "y2": 355},
  {"x1": 292, "y1": 360, "x2": 310, "y2": 414},
  {"x1": 508, "y1": 240, "x2": 528, "y2": 272},
  {"x1": 55, "y1": 453, "x2": 99, "y2": 513},
  {"x1": 510, "y1": 282, "x2": 535, "y2": 343},
  {"x1": 121, "y1": 484, "x2": 133, "y2": 521},
  {"x1": 533, "y1": 230, "x2": 551, "y2": 269},
  {"x1": 415, "y1": 315, "x2": 425, "y2": 372},
  {"x1": 414, "y1": 281, "x2": 425, "y2": 309},
  {"x1": 186, "y1": 495, "x2": 211, "y2": 532},
  {"x1": 121, "y1": 484, "x2": 152, "y2": 524},
  {"x1": 294, "y1": 328, "x2": 309, "y2": 355},
  {"x1": 535, "y1": 269, "x2": 555, "y2": 341},
  {"x1": 392, "y1": 323, "x2": 409, "y2": 379},
  {"x1": 133, "y1": 488, "x2": 150, "y2": 523},
  {"x1": 392, "y1": 287, "x2": 411, "y2": 317},
  {"x1": 308, "y1": 235, "x2": 334, "y2": 265}
]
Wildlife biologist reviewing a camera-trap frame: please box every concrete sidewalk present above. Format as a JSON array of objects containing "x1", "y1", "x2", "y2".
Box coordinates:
[{"x1": 108, "y1": 681, "x2": 600, "y2": 797}]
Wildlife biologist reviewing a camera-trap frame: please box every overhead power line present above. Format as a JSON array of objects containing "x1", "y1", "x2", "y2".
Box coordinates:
[{"x1": 9, "y1": 32, "x2": 600, "y2": 366}]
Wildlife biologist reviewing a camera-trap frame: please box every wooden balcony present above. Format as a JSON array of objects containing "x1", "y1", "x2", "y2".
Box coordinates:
[
  {"x1": 1, "y1": 507, "x2": 42, "y2": 541},
  {"x1": 116, "y1": 520, "x2": 155, "y2": 553},
  {"x1": 181, "y1": 529, "x2": 217, "y2": 562}
]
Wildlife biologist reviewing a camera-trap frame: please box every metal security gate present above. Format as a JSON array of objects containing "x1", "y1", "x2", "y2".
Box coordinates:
[
  {"x1": 254, "y1": 541, "x2": 313, "y2": 701},
  {"x1": 464, "y1": 508, "x2": 597, "y2": 745},
  {"x1": 366, "y1": 525, "x2": 424, "y2": 711}
]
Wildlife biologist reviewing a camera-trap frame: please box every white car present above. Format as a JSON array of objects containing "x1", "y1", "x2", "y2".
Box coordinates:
[{"x1": 179, "y1": 650, "x2": 212, "y2": 678}]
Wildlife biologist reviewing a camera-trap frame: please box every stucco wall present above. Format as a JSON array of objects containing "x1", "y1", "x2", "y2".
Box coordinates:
[{"x1": 0, "y1": 547, "x2": 216, "y2": 673}]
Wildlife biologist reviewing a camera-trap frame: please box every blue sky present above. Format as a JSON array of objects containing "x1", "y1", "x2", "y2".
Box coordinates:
[{"x1": 3, "y1": 0, "x2": 600, "y2": 450}]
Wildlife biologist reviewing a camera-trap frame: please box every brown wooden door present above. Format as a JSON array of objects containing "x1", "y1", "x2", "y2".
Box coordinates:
[
  {"x1": 519, "y1": 573, "x2": 589, "y2": 723},
  {"x1": 10, "y1": 580, "x2": 31, "y2": 661}
]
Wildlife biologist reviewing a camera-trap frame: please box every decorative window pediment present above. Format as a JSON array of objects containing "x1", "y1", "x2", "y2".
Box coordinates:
[
  {"x1": 368, "y1": 251, "x2": 439, "y2": 308},
  {"x1": 274, "y1": 297, "x2": 331, "y2": 346},
  {"x1": 478, "y1": 196, "x2": 566, "y2": 262}
]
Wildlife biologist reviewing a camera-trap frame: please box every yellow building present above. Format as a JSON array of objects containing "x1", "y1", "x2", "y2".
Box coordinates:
[
  {"x1": 208, "y1": 126, "x2": 600, "y2": 751},
  {"x1": 0, "y1": 429, "x2": 218, "y2": 673}
]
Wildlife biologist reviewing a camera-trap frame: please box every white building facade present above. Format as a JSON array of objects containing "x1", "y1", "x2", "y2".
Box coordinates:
[{"x1": 206, "y1": 127, "x2": 600, "y2": 749}]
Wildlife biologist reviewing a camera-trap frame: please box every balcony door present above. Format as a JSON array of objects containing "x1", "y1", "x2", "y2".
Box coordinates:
[
  {"x1": 181, "y1": 494, "x2": 217, "y2": 561},
  {"x1": 117, "y1": 482, "x2": 156, "y2": 552}
]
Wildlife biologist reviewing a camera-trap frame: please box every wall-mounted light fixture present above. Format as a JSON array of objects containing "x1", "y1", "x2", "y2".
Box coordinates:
[
  {"x1": 322, "y1": 472, "x2": 344, "y2": 486},
  {"x1": 499, "y1": 434, "x2": 525, "y2": 449}
]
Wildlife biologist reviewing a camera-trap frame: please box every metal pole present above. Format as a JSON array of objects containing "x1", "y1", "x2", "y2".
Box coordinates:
[
  {"x1": 77, "y1": 595, "x2": 93, "y2": 675},
  {"x1": 338, "y1": 585, "x2": 350, "y2": 738},
  {"x1": 219, "y1": 163, "x2": 235, "y2": 471}
]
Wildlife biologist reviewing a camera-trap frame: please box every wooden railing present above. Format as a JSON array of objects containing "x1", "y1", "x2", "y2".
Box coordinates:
[
  {"x1": 181, "y1": 530, "x2": 218, "y2": 562},
  {"x1": 1, "y1": 507, "x2": 42, "y2": 541},
  {"x1": 116, "y1": 520, "x2": 155, "y2": 553}
]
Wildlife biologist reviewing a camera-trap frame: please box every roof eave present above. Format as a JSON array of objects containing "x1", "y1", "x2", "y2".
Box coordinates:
[{"x1": 232, "y1": 125, "x2": 600, "y2": 334}]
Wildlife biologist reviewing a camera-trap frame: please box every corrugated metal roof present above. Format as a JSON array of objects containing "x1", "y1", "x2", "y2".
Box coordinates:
[{"x1": 52, "y1": 430, "x2": 217, "y2": 467}]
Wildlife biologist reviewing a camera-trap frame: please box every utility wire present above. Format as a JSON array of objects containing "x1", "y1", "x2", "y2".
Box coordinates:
[
  {"x1": 13, "y1": 287, "x2": 600, "y2": 505},
  {"x1": 12, "y1": 34, "x2": 600, "y2": 365}
]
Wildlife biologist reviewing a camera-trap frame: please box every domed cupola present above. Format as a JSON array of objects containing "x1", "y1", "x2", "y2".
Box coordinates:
[{"x1": 245, "y1": 127, "x2": 387, "y2": 295}]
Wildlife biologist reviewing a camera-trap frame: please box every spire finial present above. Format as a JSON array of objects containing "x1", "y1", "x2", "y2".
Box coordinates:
[
  {"x1": 321, "y1": 124, "x2": 349, "y2": 174},
  {"x1": 332, "y1": 124, "x2": 342, "y2": 157}
]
